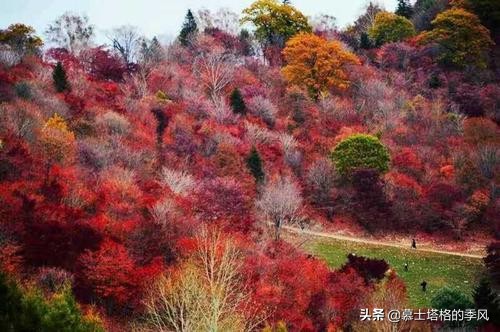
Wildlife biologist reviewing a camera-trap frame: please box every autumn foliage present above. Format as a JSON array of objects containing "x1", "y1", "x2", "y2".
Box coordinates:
[
  {"x1": 369, "y1": 11, "x2": 416, "y2": 46},
  {"x1": 421, "y1": 7, "x2": 494, "y2": 69},
  {"x1": 282, "y1": 33, "x2": 360, "y2": 99},
  {"x1": 0, "y1": 1, "x2": 499, "y2": 330}
]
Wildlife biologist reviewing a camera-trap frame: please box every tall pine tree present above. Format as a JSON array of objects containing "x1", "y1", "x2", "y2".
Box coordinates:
[
  {"x1": 140, "y1": 36, "x2": 164, "y2": 65},
  {"x1": 246, "y1": 146, "x2": 265, "y2": 183},
  {"x1": 230, "y1": 88, "x2": 246, "y2": 115},
  {"x1": 359, "y1": 32, "x2": 373, "y2": 49},
  {"x1": 52, "y1": 61, "x2": 70, "y2": 93},
  {"x1": 178, "y1": 9, "x2": 198, "y2": 47},
  {"x1": 396, "y1": 0, "x2": 414, "y2": 19}
]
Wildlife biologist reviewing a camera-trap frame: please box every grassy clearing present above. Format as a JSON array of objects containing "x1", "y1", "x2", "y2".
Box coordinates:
[{"x1": 306, "y1": 237, "x2": 484, "y2": 308}]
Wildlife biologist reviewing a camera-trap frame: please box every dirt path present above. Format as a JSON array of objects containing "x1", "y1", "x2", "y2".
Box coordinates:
[{"x1": 282, "y1": 225, "x2": 484, "y2": 259}]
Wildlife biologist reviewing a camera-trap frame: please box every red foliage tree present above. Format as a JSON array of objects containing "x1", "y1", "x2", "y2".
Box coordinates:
[
  {"x1": 451, "y1": 83, "x2": 484, "y2": 117},
  {"x1": 340, "y1": 253, "x2": 389, "y2": 284},
  {"x1": 0, "y1": 71, "x2": 15, "y2": 102},
  {"x1": 391, "y1": 147, "x2": 424, "y2": 178},
  {"x1": 425, "y1": 182, "x2": 463, "y2": 209},
  {"x1": 308, "y1": 268, "x2": 368, "y2": 330},
  {"x1": 79, "y1": 238, "x2": 162, "y2": 313},
  {"x1": 204, "y1": 28, "x2": 245, "y2": 54},
  {"x1": 80, "y1": 47, "x2": 126, "y2": 82},
  {"x1": 245, "y1": 241, "x2": 368, "y2": 331},
  {"x1": 479, "y1": 84, "x2": 500, "y2": 123},
  {"x1": 46, "y1": 47, "x2": 81, "y2": 70},
  {"x1": 349, "y1": 168, "x2": 395, "y2": 231},
  {"x1": 190, "y1": 177, "x2": 255, "y2": 233},
  {"x1": 17, "y1": 175, "x2": 102, "y2": 269}
]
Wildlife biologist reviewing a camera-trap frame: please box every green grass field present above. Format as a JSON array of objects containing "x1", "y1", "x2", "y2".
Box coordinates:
[{"x1": 307, "y1": 237, "x2": 485, "y2": 308}]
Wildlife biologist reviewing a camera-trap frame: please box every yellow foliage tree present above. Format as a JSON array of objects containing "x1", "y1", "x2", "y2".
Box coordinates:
[
  {"x1": 282, "y1": 33, "x2": 360, "y2": 99},
  {"x1": 421, "y1": 7, "x2": 494, "y2": 69},
  {"x1": 241, "y1": 0, "x2": 311, "y2": 48},
  {"x1": 40, "y1": 113, "x2": 75, "y2": 173},
  {"x1": 368, "y1": 12, "x2": 416, "y2": 46},
  {"x1": 0, "y1": 23, "x2": 43, "y2": 56}
]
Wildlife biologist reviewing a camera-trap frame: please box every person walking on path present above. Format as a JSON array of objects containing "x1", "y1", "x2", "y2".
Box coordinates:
[{"x1": 411, "y1": 238, "x2": 417, "y2": 249}]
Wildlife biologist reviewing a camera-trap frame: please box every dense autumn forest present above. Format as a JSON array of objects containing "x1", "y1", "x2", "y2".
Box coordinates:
[{"x1": 0, "y1": 0, "x2": 499, "y2": 331}]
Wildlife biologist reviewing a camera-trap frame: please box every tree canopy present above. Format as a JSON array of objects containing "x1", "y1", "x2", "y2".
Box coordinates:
[
  {"x1": 45, "y1": 12, "x2": 94, "y2": 53},
  {"x1": 421, "y1": 7, "x2": 494, "y2": 69},
  {"x1": 53, "y1": 61, "x2": 70, "y2": 93},
  {"x1": 282, "y1": 33, "x2": 360, "y2": 99},
  {"x1": 241, "y1": 0, "x2": 311, "y2": 48},
  {"x1": 396, "y1": 0, "x2": 414, "y2": 18},
  {"x1": 369, "y1": 12, "x2": 416, "y2": 46},
  {"x1": 179, "y1": 9, "x2": 198, "y2": 46},
  {"x1": 330, "y1": 134, "x2": 391, "y2": 176},
  {"x1": 0, "y1": 23, "x2": 43, "y2": 56}
]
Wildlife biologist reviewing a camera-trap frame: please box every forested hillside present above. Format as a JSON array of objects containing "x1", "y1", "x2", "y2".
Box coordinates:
[{"x1": 0, "y1": 0, "x2": 499, "y2": 331}]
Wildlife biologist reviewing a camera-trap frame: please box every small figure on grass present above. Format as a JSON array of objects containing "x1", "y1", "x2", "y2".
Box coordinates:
[{"x1": 420, "y1": 280, "x2": 427, "y2": 292}]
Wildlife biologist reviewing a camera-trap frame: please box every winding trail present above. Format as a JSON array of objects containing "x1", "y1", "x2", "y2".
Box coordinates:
[{"x1": 282, "y1": 225, "x2": 484, "y2": 259}]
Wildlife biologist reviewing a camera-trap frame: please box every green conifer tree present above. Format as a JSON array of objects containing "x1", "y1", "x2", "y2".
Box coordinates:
[
  {"x1": 230, "y1": 88, "x2": 246, "y2": 115},
  {"x1": 246, "y1": 146, "x2": 265, "y2": 182},
  {"x1": 396, "y1": 0, "x2": 414, "y2": 19},
  {"x1": 179, "y1": 9, "x2": 198, "y2": 47},
  {"x1": 52, "y1": 61, "x2": 70, "y2": 93},
  {"x1": 359, "y1": 32, "x2": 373, "y2": 49}
]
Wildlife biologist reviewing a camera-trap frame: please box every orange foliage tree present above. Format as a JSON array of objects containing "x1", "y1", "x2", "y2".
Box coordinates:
[
  {"x1": 39, "y1": 113, "x2": 75, "y2": 177},
  {"x1": 282, "y1": 33, "x2": 360, "y2": 99}
]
